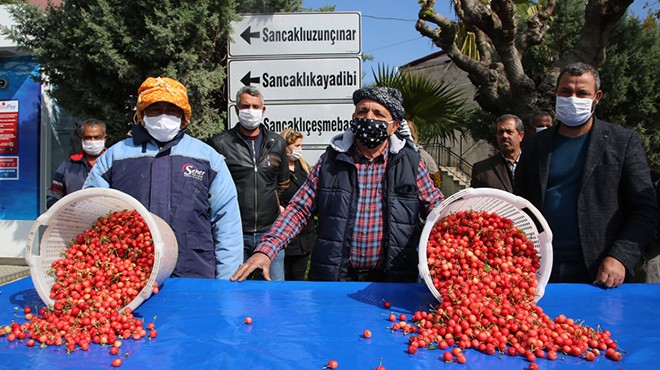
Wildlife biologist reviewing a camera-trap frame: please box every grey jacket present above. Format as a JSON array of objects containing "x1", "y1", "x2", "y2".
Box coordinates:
[{"x1": 514, "y1": 118, "x2": 659, "y2": 277}]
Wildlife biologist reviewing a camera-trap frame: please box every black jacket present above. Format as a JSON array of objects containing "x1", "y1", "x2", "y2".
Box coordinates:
[
  {"x1": 280, "y1": 160, "x2": 316, "y2": 256},
  {"x1": 209, "y1": 125, "x2": 289, "y2": 233},
  {"x1": 47, "y1": 152, "x2": 92, "y2": 208},
  {"x1": 470, "y1": 154, "x2": 513, "y2": 192}
]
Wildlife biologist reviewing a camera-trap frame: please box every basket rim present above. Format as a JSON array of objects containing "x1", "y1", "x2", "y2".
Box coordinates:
[{"x1": 36, "y1": 188, "x2": 168, "y2": 247}]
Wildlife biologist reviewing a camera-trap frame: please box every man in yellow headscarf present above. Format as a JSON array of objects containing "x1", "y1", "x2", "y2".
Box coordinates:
[{"x1": 84, "y1": 77, "x2": 243, "y2": 279}]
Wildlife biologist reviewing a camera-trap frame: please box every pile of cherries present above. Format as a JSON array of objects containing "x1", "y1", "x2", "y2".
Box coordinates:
[
  {"x1": 392, "y1": 210, "x2": 623, "y2": 366},
  {"x1": 2, "y1": 210, "x2": 158, "y2": 366}
]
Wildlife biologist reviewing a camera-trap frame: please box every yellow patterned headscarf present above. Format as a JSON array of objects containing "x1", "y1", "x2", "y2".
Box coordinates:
[{"x1": 136, "y1": 77, "x2": 192, "y2": 124}]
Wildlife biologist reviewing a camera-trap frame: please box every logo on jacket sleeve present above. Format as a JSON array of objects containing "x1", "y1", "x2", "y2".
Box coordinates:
[{"x1": 182, "y1": 163, "x2": 206, "y2": 181}]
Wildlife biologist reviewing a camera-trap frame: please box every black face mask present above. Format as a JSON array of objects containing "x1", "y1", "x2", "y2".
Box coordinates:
[{"x1": 350, "y1": 118, "x2": 391, "y2": 149}]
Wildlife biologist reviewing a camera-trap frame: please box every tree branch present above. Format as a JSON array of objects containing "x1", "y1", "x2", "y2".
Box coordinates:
[
  {"x1": 455, "y1": 0, "x2": 501, "y2": 39},
  {"x1": 416, "y1": 1, "x2": 490, "y2": 88},
  {"x1": 491, "y1": 0, "x2": 517, "y2": 43},
  {"x1": 517, "y1": 0, "x2": 557, "y2": 52},
  {"x1": 474, "y1": 28, "x2": 492, "y2": 63},
  {"x1": 571, "y1": 0, "x2": 633, "y2": 65},
  {"x1": 542, "y1": 0, "x2": 634, "y2": 99},
  {"x1": 417, "y1": 0, "x2": 530, "y2": 114}
]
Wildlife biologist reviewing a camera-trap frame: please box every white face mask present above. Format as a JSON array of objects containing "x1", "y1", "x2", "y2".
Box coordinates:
[
  {"x1": 535, "y1": 127, "x2": 548, "y2": 133},
  {"x1": 555, "y1": 96, "x2": 596, "y2": 127},
  {"x1": 81, "y1": 139, "x2": 105, "y2": 156},
  {"x1": 143, "y1": 114, "x2": 182, "y2": 142},
  {"x1": 238, "y1": 109, "x2": 263, "y2": 130},
  {"x1": 288, "y1": 149, "x2": 303, "y2": 161}
]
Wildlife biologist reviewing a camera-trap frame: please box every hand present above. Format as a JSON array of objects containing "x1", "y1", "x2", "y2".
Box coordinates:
[
  {"x1": 230, "y1": 252, "x2": 272, "y2": 282},
  {"x1": 593, "y1": 256, "x2": 626, "y2": 288}
]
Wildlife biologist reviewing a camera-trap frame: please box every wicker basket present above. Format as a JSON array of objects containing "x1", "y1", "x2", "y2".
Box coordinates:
[
  {"x1": 419, "y1": 188, "x2": 553, "y2": 303},
  {"x1": 25, "y1": 188, "x2": 178, "y2": 312}
]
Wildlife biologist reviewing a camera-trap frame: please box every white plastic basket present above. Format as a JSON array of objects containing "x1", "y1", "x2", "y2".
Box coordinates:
[
  {"x1": 419, "y1": 188, "x2": 553, "y2": 303},
  {"x1": 25, "y1": 188, "x2": 178, "y2": 312}
]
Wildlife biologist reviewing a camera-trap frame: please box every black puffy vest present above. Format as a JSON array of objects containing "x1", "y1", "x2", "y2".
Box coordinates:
[{"x1": 309, "y1": 145, "x2": 422, "y2": 282}]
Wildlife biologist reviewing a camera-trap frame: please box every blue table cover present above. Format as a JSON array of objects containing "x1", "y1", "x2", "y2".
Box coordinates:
[{"x1": 0, "y1": 278, "x2": 657, "y2": 369}]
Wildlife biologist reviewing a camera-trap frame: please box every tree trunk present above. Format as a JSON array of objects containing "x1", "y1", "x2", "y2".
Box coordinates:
[{"x1": 417, "y1": 0, "x2": 632, "y2": 125}]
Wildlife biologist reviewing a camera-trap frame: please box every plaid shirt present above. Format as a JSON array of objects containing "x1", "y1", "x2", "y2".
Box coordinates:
[{"x1": 255, "y1": 144, "x2": 444, "y2": 269}]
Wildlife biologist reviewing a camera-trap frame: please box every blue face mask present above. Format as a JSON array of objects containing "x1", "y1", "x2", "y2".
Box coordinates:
[
  {"x1": 555, "y1": 96, "x2": 596, "y2": 127},
  {"x1": 350, "y1": 118, "x2": 391, "y2": 149}
]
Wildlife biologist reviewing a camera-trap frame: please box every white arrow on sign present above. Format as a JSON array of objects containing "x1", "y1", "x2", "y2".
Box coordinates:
[
  {"x1": 228, "y1": 12, "x2": 361, "y2": 57},
  {"x1": 228, "y1": 57, "x2": 361, "y2": 102}
]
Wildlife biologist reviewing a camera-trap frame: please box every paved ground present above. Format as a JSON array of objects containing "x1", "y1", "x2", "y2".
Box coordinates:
[{"x1": 0, "y1": 264, "x2": 30, "y2": 286}]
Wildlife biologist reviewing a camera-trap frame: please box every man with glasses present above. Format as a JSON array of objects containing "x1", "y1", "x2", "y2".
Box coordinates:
[{"x1": 84, "y1": 77, "x2": 243, "y2": 279}]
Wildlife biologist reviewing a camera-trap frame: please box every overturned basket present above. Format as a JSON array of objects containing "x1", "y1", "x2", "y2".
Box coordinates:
[
  {"x1": 25, "y1": 188, "x2": 178, "y2": 312},
  {"x1": 419, "y1": 188, "x2": 553, "y2": 303}
]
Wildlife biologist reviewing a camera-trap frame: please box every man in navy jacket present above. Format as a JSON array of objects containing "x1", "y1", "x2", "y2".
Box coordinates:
[
  {"x1": 84, "y1": 77, "x2": 243, "y2": 279},
  {"x1": 47, "y1": 119, "x2": 107, "y2": 208}
]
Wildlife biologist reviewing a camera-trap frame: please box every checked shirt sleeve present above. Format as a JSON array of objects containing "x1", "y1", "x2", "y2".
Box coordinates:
[
  {"x1": 417, "y1": 159, "x2": 444, "y2": 214},
  {"x1": 254, "y1": 155, "x2": 322, "y2": 259}
]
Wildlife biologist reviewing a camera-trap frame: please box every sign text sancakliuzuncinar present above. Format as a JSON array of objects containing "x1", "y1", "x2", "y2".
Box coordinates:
[{"x1": 262, "y1": 27, "x2": 357, "y2": 46}]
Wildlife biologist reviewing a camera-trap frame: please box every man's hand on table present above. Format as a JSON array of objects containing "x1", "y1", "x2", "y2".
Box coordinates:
[
  {"x1": 594, "y1": 256, "x2": 626, "y2": 288},
  {"x1": 231, "y1": 252, "x2": 272, "y2": 282}
]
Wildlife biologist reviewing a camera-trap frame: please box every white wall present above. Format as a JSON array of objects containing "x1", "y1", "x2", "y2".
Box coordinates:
[{"x1": 0, "y1": 6, "x2": 17, "y2": 49}]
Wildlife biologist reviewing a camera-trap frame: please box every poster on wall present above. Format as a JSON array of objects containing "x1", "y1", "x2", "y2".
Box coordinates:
[
  {"x1": 0, "y1": 57, "x2": 41, "y2": 221},
  {"x1": 0, "y1": 100, "x2": 19, "y2": 154},
  {"x1": 0, "y1": 156, "x2": 18, "y2": 180}
]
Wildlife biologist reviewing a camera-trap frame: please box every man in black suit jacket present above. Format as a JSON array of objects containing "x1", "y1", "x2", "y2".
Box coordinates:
[
  {"x1": 470, "y1": 114, "x2": 525, "y2": 193},
  {"x1": 514, "y1": 62, "x2": 659, "y2": 288}
]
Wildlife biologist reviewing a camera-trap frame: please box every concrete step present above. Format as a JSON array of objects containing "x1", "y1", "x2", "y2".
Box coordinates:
[
  {"x1": 439, "y1": 166, "x2": 470, "y2": 197},
  {"x1": 440, "y1": 165, "x2": 470, "y2": 187},
  {"x1": 0, "y1": 265, "x2": 30, "y2": 286}
]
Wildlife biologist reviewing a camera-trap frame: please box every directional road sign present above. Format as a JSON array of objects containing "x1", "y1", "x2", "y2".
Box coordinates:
[
  {"x1": 228, "y1": 12, "x2": 361, "y2": 58},
  {"x1": 228, "y1": 103, "x2": 356, "y2": 145},
  {"x1": 228, "y1": 57, "x2": 361, "y2": 102}
]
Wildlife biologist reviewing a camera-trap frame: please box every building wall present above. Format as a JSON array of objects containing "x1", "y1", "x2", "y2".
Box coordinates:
[{"x1": 399, "y1": 53, "x2": 492, "y2": 168}]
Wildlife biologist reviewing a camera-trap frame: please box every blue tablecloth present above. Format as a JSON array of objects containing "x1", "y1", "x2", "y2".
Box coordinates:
[{"x1": 0, "y1": 278, "x2": 658, "y2": 369}]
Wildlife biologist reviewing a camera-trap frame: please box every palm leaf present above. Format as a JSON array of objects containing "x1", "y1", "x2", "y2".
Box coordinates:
[
  {"x1": 371, "y1": 64, "x2": 470, "y2": 144},
  {"x1": 456, "y1": 23, "x2": 480, "y2": 60}
]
